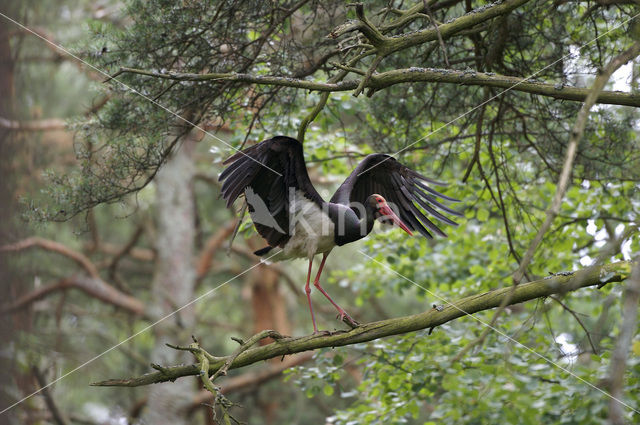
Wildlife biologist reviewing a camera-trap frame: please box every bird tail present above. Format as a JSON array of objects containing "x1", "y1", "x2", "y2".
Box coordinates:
[{"x1": 253, "y1": 246, "x2": 274, "y2": 256}]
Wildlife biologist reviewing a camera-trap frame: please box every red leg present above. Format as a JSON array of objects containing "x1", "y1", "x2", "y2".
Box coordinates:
[
  {"x1": 313, "y1": 253, "x2": 358, "y2": 328},
  {"x1": 304, "y1": 257, "x2": 319, "y2": 333}
]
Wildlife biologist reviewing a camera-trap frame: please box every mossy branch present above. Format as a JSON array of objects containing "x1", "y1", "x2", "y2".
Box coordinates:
[
  {"x1": 113, "y1": 66, "x2": 640, "y2": 107},
  {"x1": 91, "y1": 261, "x2": 632, "y2": 388},
  {"x1": 328, "y1": 0, "x2": 531, "y2": 56}
]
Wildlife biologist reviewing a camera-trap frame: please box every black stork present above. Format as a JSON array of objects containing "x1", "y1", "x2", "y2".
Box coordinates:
[{"x1": 219, "y1": 136, "x2": 460, "y2": 332}]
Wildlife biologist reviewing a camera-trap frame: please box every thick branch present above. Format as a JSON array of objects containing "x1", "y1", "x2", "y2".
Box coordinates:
[
  {"x1": 377, "y1": 0, "x2": 530, "y2": 54},
  {"x1": 1, "y1": 237, "x2": 99, "y2": 277},
  {"x1": 0, "y1": 116, "x2": 66, "y2": 131},
  {"x1": 91, "y1": 261, "x2": 631, "y2": 387},
  {"x1": 115, "y1": 66, "x2": 640, "y2": 107},
  {"x1": 330, "y1": 0, "x2": 530, "y2": 56},
  {"x1": 0, "y1": 275, "x2": 146, "y2": 316}
]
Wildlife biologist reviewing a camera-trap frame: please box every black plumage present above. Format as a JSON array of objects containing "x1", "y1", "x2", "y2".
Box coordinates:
[
  {"x1": 330, "y1": 153, "x2": 462, "y2": 239},
  {"x1": 219, "y1": 136, "x2": 462, "y2": 332},
  {"x1": 219, "y1": 136, "x2": 324, "y2": 248}
]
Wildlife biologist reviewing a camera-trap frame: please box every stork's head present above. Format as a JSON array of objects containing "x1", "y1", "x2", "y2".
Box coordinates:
[{"x1": 366, "y1": 194, "x2": 413, "y2": 236}]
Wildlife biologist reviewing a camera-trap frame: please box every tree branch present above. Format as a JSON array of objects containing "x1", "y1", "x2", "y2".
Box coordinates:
[
  {"x1": 32, "y1": 367, "x2": 69, "y2": 425},
  {"x1": 91, "y1": 261, "x2": 631, "y2": 387},
  {"x1": 114, "y1": 66, "x2": 640, "y2": 107},
  {"x1": 1, "y1": 237, "x2": 99, "y2": 278},
  {"x1": 0, "y1": 116, "x2": 66, "y2": 131},
  {"x1": 196, "y1": 220, "x2": 238, "y2": 281},
  {"x1": 329, "y1": 0, "x2": 530, "y2": 56},
  {"x1": 189, "y1": 352, "x2": 314, "y2": 412},
  {"x1": 512, "y1": 41, "x2": 640, "y2": 283},
  {"x1": 0, "y1": 275, "x2": 146, "y2": 316}
]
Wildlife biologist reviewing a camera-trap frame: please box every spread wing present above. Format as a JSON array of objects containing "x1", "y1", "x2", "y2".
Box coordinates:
[
  {"x1": 219, "y1": 136, "x2": 323, "y2": 247},
  {"x1": 330, "y1": 154, "x2": 461, "y2": 238}
]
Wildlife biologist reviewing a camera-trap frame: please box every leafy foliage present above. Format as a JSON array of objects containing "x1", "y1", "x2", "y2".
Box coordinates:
[{"x1": 5, "y1": 0, "x2": 640, "y2": 424}]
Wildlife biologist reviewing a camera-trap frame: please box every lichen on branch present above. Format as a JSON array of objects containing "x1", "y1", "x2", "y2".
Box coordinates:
[{"x1": 91, "y1": 261, "x2": 631, "y2": 388}]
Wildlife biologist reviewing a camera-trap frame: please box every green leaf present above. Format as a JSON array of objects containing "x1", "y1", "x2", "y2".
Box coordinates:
[
  {"x1": 323, "y1": 384, "x2": 334, "y2": 396},
  {"x1": 477, "y1": 208, "x2": 489, "y2": 222}
]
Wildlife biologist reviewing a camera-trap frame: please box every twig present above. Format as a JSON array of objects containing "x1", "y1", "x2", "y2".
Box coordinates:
[
  {"x1": 226, "y1": 202, "x2": 247, "y2": 256},
  {"x1": 186, "y1": 332, "x2": 282, "y2": 424},
  {"x1": 352, "y1": 54, "x2": 384, "y2": 97},
  {"x1": 549, "y1": 295, "x2": 598, "y2": 355},
  {"x1": 512, "y1": 41, "x2": 640, "y2": 284},
  {"x1": 461, "y1": 88, "x2": 489, "y2": 182},
  {"x1": 190, "y1": 352, "x2": 314, "y2": 410},
  {"x1": 423, "y1": 0, "x2": 450, "y2": 67},
  {"x1": 32, "y1": 367, "x2": 69, "y2": 425},
  {"x1": 211, "y1": 330, "x2": 284, "y2": 382},
  {"x1": 196, "y1": 219, "x2": 238, "y2": 280}
]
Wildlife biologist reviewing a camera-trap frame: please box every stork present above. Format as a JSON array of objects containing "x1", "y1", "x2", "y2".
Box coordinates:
[{"x1": 219, "y1": 136, "x2": 460, "y2": 332}]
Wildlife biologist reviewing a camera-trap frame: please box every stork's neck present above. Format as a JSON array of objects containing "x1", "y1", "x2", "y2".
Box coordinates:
[{"x1": 327, "y1": 202, "x2": 375, "y2": 246}]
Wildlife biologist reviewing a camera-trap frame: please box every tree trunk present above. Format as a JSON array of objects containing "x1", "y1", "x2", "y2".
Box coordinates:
[
  {"x1": 0, "y1": 4, "x2": 31, "y2": 424},
  {"x1": 141, "y1": 134, "x2": 197, "y2": 424},
  {"x1": 248, "y1": 237, "x2": 291, "y2": 424}
]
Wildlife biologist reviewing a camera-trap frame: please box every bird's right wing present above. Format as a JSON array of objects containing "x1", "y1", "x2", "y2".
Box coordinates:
[
  {"x1": 219, "y1": 136, "x2": 324, "y2": 247},
  {"x1": 330, "y1": 154, "x2": 462, "y2": 238}
]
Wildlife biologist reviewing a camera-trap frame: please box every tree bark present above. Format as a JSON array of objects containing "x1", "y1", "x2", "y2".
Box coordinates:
[
  {"x1": 92, "y1": 261, "x2": 632, "y2": 388},
  {"x1": 115, "y1": 66, "x2": 640, "y2": 107},
  {"x1": 248, "y1": 237, "x2": 291, "y2": 424},
  {"x1": 141, "y1": 133, "x2": 198, "y2": 425}
]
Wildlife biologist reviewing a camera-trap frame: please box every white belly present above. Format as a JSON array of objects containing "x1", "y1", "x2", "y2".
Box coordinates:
[{"x1": 280, "y1": 190, "x2": 335, "y2": 260}]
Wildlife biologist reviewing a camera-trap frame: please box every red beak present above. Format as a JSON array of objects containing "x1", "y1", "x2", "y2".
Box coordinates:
[{"x1": 379, "y1": 203, "x2": 413, "y2": 236}]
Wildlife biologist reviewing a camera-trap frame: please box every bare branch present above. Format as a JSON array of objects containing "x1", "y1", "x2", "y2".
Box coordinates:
[
  {"x1": 196, "y1": 220, "x2": 238, "y2": 280},
  {"x1": 32, "y1": 367, "x2": 69, "y2": 425},
  {"x1": 512, "y1": 41, "x2": 640, "y2": 283},
  {"x1": 1, "y1": 237, "x2": 99, "y2": 278},
  {"x1": 91, "y1": 261, "x2": 631, "y2": 387},
  {"x1": 190, "y1": 352, "x2": 314, "y2": 410},
  {"x1": 0, "y1": 275, "x2": 146, "y2": 316},
  {"x1": 114, "y1": 66, "x2": 640, "y2": 107},
  {"x1": 0, "y1": 116, "x2": 66, "y2": 131},
  {"x1": 549, "y1": 295, "x2": 598, "y2": 355}
]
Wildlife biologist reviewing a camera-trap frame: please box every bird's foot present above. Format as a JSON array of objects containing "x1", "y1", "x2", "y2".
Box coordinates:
[
  {"x1": 312, "y1": 329, "x2": 332, "y2": 336},
  {"x1": 337, "y1": 310, "x2": 359, "y2": 329}
]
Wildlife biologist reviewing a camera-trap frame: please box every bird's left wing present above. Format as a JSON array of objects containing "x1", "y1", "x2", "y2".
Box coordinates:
[
  {"x1": 330, "y1": 154, "x2": 462, "y2": 238},
  {"x1": 219, "y1": 136, "x2": 323, "y2": 248}
]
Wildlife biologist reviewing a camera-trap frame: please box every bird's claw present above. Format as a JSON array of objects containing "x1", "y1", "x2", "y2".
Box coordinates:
[{"x1": 337, "y1": 311, "x2": 359, "y2": 328}]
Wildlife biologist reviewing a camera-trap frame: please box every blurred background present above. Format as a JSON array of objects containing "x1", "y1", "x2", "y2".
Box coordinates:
[{"x1": 0, "y1": 1, "x2": 639, "y2": 424}]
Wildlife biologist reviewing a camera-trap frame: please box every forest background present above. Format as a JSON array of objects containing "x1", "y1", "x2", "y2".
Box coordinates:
[{"x1": 1, "y1": 0, "x2": 640, "y2": 424}]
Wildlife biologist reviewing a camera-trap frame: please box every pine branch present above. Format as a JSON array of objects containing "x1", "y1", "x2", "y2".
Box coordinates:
[
  {"x1": 113, "y1": 66, "x2": 640, "y2": 107},
  {"x1": 91, "y1": 261, "x2": 632, "y2": 388}
]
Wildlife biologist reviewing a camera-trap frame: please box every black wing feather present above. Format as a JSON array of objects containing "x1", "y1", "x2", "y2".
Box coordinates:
[
  {"x1": 219, "y1": 136, "x2": 324, "y2": 248},
  {"x1": 330, "y1": 153, "x2": 461, "y2": 238}
]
